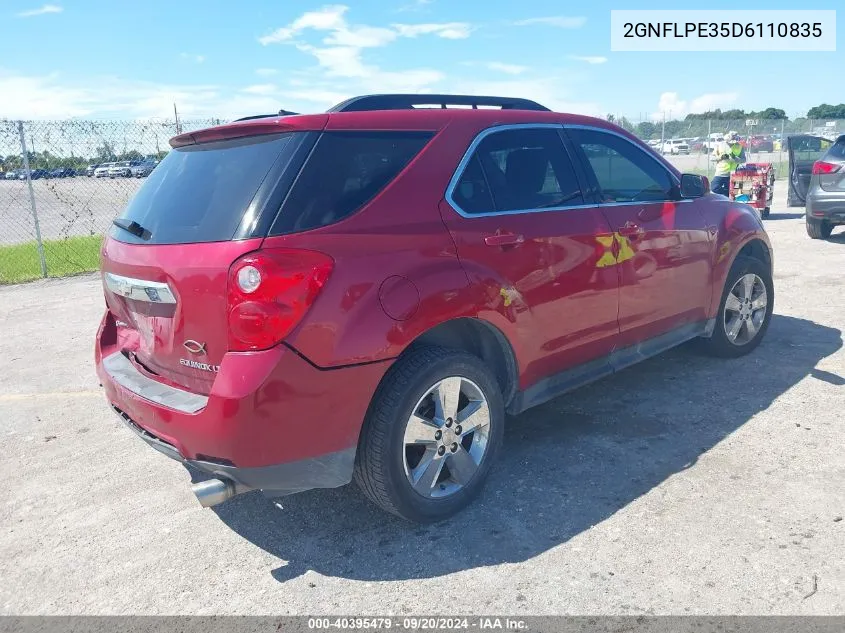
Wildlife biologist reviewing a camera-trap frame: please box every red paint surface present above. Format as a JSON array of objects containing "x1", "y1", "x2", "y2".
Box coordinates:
[{"x1": 96, "y1": 107, "x2": 771, "y2": 470}]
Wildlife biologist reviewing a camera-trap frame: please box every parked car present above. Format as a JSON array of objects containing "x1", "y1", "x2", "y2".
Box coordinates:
[
  {"x1": 96, "y1": 93, "x2": 775, "y2": 523},
  {"x1": 86, "y1": 164, "x2": 100, "y2": 177},
  {"x1": 48, "y1": 167, "x2": 76, "y2": 178},
  {"x1": 4, "y1": 169, "x2": 22, "y2": 180},
  {"x1": 108, "y1": 161, "x2": 134, "y2": 178},
  {"x1": 94, "y1": 163, "x2": 115, "y2": 178},
  {"x1": 662, "y1": 139, "x2": 690, "y2": 154},
  {"x1": 796, "y1": 134, "x2": 845, "y2": 239},
  {"x1": 28, "y1": 169, "x2": 48, "y2": 179},
  {"x1": 130, "y1": 160, "x2": 157, "y2": 178},
  {"x1": 748, "y1": 135, "x2": 774, "y2": 152}
]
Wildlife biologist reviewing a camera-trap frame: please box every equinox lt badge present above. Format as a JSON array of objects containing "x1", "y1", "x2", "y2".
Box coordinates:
[{"x1": 179, "y1": 358, "x2": 220, "y2": 373}]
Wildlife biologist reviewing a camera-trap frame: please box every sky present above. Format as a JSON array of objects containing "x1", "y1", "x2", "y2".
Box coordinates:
[{"x1": 0, "y1": 0, "x2": 841, "y2": 122}]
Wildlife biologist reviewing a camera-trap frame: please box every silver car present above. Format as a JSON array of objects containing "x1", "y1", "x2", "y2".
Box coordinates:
[
  {"x1": 793, "y1": 134, "x2": 845, "y2": 239},
  {"x1": 108, "y1": 161, "x2": 133, "y2": 178}
]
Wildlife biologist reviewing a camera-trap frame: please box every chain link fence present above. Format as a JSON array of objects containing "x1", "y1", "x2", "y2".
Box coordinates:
[
  {"x1": 1, "y1": 115, "x2": 843, "y2": 284},
  {"x1": 0, "y1": 118, "x2": 218, "y2": 284},
  {"x1": 617, "y1": 116, "x2": 845, "y2": 177}
]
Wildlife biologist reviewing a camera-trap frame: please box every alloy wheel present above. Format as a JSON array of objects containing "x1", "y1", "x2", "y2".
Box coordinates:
[
  {"x1": 724, "y1": 273, "x2": 768, "y2": 346},
  {"x1": 402, "y1": 376, "x2": 491, "y2": 499}
]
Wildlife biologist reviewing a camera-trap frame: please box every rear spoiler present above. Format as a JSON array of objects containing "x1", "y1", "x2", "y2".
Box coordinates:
[{"x1": 169, "y1": 114, "x2": 328, "y2": 148}]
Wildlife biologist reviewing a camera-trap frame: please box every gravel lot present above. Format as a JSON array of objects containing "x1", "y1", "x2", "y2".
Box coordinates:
[
  {"x1": 0, "y1": 177, "x2": 142, "y2": 245},
  {"x1": 1, "y1": 187, "x2": 843, "y2": 615}
]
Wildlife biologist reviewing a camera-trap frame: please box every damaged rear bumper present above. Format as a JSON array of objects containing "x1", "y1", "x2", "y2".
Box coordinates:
[{"x1": 111, "y1": 404, "x2": 355, "y2": 499}]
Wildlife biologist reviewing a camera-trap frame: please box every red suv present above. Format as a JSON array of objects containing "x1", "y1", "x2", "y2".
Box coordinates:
[{"x1": 95, "y1": 94, "x2": 774, "y2": 523}]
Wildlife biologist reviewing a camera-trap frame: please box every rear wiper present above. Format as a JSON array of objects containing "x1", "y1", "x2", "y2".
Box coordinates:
[{"x1": 112, "y1": 218, "x2": 152, "y2": 240}]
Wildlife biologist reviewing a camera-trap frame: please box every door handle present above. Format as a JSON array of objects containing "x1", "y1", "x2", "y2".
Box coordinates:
[
  {"x1": 617, "y1": 222, "x2": 644, "y2": 238},
  {"x1": 484, "y1": 232, "x2": 524, "y2": 247}
]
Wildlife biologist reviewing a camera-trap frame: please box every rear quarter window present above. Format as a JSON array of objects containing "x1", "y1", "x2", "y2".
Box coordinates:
[{"x1": 270, "y1": 131, "x2": 433, "y2": 235}]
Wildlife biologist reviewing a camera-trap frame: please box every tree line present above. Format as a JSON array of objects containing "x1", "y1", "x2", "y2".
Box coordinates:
[
  {"x1": 1, "y1": 144, "x2": 168, "y2": 172},
  {"x1": 607, "y1": 102, "x2": 845, "y2": 141}
]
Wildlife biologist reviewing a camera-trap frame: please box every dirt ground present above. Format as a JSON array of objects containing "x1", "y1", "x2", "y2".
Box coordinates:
[{"x1": 1, "y1": 187, "x2": 843, "y2": 615}]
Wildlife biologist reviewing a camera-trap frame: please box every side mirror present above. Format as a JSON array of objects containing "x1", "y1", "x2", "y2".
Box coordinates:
[{"x1": 679, "y1": 173, "x2": 708, "y2": 199}]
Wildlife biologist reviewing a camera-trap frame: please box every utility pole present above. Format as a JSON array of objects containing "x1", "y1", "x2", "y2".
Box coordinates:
[
  {"x1": 660, "y1": 111, "x2": 666, "y2": 152},
  {"x1": 707, "y1": 119, "x2": 712, "y2": 176},
  {"x1": 173, "y1": 103, "x2": 182, "y2": 135}
]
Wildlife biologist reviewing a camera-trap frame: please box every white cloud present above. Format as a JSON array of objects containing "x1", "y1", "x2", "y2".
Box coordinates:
[
  {"x1": 569, "y1": 55, "x2": 607, "y2": 65},
  {"x1": 0, "y1": 6, "x2": 604, "y2": 123},
  {"x1": 0, "y1": 67, "x2": 603, "y2": 123},
  {"x1": 396, "y1": 0, "x2": 433, "y2": 12},
  {"x1": 180, "y1": 53, "x2": 205, "y2": 64},
  {"x1": 259, "y1": 5, "x2": 471, "y2": 45},
  {"x1": 651, "y1": 91, "x2": 739, "y2": 121},
  {"x1": 456, "y1": 77, "x2": 601, "y2": 116},
  {"x1": 258, "y1": 5, "x2": 350, "y2": 45},
  {"x1": 242, "y1": 84, "x2": 277, "y2": 96},
  {"x1": 17, "y1": 4, "x2": 62, "y2": 17},
  {"x1": 258, "y1": 6, "x2": 466, "y2": 92},
  {"x1": 325, "y1": 24, "x2": 397, "y2": 47},
  {"x1": 485, "y1": 62, "x2": 527, "y2": 75},
  {"x1": 512, "y1": 16, "x2": 587, "y2": 28},
  {"x1": 391, "y1": 22, "x2": 472, "y2": 39},
  {"x1": 0, "y1": 73, "x2": 92, "y2": 118}
]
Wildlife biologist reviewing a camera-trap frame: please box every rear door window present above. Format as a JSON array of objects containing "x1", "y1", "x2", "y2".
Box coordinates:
[
  {"x1": 270, "y1": 131, "x2": 433, "y2": 234},
  {"x1": 451, "y1": 127, "x2": 584, "y2": 214},
  {"x1": 110, "y1": 134, "x2": 296, "y2": 245}
]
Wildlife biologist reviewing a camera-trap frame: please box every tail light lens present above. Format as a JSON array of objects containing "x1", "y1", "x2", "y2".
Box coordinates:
[
  {"x1": 812, "y1": 161, "x2": 842, "y2": 175},
  {"x1": 227, "y1": 249, "x2": 333, "y2": 351}
]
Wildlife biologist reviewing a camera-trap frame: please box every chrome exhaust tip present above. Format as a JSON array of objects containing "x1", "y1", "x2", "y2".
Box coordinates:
[{"x1": 191, "y1": 478, "x2": 243, "y2": 508}]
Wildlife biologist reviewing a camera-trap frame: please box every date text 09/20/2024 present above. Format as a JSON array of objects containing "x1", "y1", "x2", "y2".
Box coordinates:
[{"x1": 306, "y1": 618, "x2": 528, "y2": 630}]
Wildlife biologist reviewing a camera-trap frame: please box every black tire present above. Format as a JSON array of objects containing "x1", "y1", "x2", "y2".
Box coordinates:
[
  {"x1": 761, "y1": 207, "x2": 770, "y2": 219},
  {"x1": 699, "y1": 255, "x2": 774, "y2": 358},
  {"x1": 354, "y1": 346, "x2": 504, "y2": 523},
  {"x1": 806, "y1": 217, "x2": 833, "y2": 239}
]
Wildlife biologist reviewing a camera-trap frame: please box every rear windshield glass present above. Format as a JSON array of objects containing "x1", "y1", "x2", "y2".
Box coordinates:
[
  {"x1": 270, "y1": 131, "x2": 433, "y2": 235},
  {"x1": 109, "y1": 133, "x2": 294, "y2": 245}
]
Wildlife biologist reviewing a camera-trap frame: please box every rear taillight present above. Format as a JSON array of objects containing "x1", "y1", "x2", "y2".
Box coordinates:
[
  {"x1": 227, "y1": 249, "x2": 333, "y2": 351},
  {"x1": 812, "y1": 161, "x2": 842, "y2": 175}
]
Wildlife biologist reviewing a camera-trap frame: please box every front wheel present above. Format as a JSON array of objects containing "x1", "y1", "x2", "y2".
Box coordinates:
[
  {"x1": 354, "y1": 347, "x2": 504, "y2": 523},
  {"x1": 699, "y1": 255, "x2": 773, "y2": 358}
]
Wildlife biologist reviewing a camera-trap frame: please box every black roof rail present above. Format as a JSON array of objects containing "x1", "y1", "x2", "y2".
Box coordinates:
[
  {"x1": 327, "y1": 94, "x2": 550, "y2": 113},
  {"x1": 233, "y1": 109, "x2": 300, "y2": 122}
]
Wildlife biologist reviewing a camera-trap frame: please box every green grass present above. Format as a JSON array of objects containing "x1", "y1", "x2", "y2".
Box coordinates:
[{"x1": 0, "y1": 235, "x2": 102, "y2": 285}]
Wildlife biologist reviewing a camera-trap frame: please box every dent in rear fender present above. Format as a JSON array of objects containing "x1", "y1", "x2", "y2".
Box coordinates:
[
  {"x1": 288, "y1": 257, "x2": 481, "y2": 367},
  {"x1": 708, "y1": 204, "x2": 773, "y2": 316}
]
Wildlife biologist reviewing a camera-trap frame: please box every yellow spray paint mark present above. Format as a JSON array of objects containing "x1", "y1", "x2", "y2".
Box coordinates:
[
  {"x1": 596, "y1": 235, "x2": 616, "y2": 268},
  {"x1": 596, "y1": 233, "x2": 636, "y2": 267},
  {"x1": 499, "y1": 287, "x2": 513, "y2": 307},
  {"x1": 615, "y1": 233, "x2": 636, "y2": 264}
]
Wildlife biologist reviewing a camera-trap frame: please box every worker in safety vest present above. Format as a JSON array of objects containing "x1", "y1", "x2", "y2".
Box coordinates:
[{"x1": 711, "y1": 132, "x2": 745, "y2": 196}]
